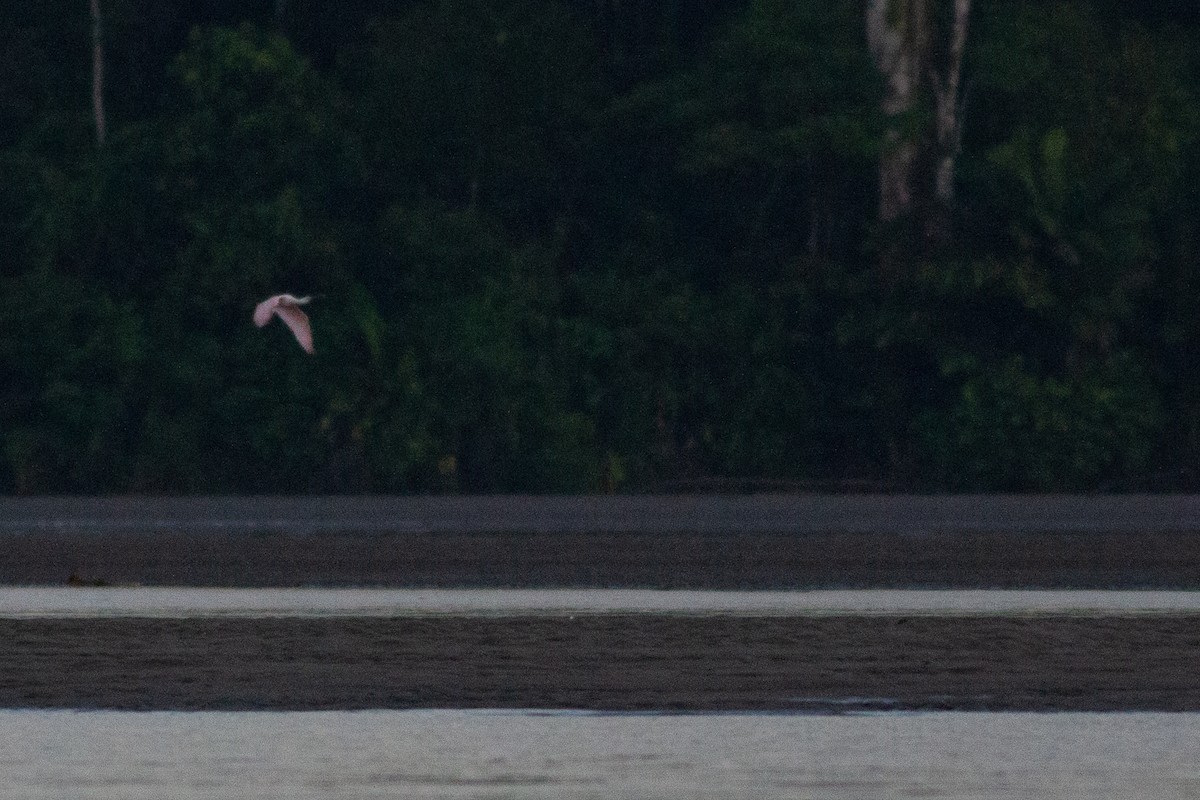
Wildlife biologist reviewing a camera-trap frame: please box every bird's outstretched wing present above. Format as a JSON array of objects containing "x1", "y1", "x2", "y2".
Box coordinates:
[
  {"x1": 275, "y1": 304, "x2": 314, "y2": 354},
  {"x1": 254, "y1": 294, "x2": 315, "y2": 353}
]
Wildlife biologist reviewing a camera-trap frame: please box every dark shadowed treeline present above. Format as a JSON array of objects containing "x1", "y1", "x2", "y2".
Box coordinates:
[{"x1": 1, "y1": 0, "x2": 1199, "y2": 493}]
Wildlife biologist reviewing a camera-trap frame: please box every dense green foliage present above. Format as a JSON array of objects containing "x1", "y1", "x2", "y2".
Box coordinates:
[{"x1": 1, "y1": 0, "x2": 1198, "y2": 493}]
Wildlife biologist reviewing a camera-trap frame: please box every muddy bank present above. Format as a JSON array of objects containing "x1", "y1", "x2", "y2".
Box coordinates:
[
  {"x1": 3, "y1": 615, "x2": 1199, "y2": 712},
  {"x1": 3, "y1": 529, "x2": 1200, "y2": 588},
  {"x1": 5, "y1": 494, "x2": 1200, "y2": 535},
  {"x1": 6, "y1": 495, "x2": 1200, "y2": 588}
]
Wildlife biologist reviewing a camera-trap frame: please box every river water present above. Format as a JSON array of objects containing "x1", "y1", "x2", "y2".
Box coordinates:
[
  {"x1": 2, "y1": 709, "x2": 1198, "y2": 799},
  {"x1": 4, "y1": 587, "x2": 1200, "y2": 618}
]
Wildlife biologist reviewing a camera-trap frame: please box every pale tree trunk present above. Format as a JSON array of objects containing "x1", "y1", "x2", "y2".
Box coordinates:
[
  {"x1": 89, "y1": 0, "x2": 106, "y2": 147},
  {"x1": 931, "y1": 0, "x2": 971, "y2": 209},
  {"x1": 865, "y1": 0, "x2": 926, "y2": 224},
  {"x1": 865, "y1": 0, "x2": 971, "y2": 248}
]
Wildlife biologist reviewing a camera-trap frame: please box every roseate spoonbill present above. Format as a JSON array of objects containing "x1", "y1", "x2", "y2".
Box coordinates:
[{"x1": 253, "y1": 294, "x2": 315, "y2": 354}]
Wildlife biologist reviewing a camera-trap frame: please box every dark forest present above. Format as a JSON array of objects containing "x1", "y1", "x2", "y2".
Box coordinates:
[{"x1": 2, "y1": 0, "x2": 1199, "y2": 493}]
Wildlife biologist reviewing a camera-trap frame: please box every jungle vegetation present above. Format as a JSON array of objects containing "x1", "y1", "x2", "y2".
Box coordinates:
[{"x1": 2, "y1": 0, "x2": 1199, "y2": 493}]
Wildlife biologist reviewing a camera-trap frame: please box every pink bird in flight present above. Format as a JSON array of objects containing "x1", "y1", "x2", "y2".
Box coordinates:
[{"x1": 254, "y1": 294, "x2": 315, "y2": 354}]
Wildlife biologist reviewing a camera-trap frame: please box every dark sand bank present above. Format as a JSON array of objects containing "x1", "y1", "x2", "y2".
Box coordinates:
[
  {"x1": 3, "y1": 495, "x2": 1200, "y2": 588},
  {"x1": 3, "y1": 615, "x2": 1199, "y2": 712},
  {"x1": 5, "y1": 496, "x2": 1199, "y2": 713},
  {"x1": 3, "y1": 529, "x2": 1200, "y2": 589},
  {"x1": 6, "y1": 494, "x2": 1200, "y2": 535}
]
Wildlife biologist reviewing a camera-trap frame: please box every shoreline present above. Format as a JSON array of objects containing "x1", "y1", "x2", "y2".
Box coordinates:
[
  {"x1": 5, "y1": 495, "x2": 1200, "y2": 589},
  {"x1": 3, "y1": 528, "x2": 1200, "y2": 588},
  {"x1": 5, "y1": 494, "x2": 1200, "y2": 534}
]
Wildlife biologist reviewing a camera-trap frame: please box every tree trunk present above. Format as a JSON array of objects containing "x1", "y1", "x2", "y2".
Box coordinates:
[
  {"x1": 931, "y1": 0, "x2": 971, "y2": 210},
  {"x1": 865, "y1": 0, "x2": 971, "y2": 251},
  {"x1": 89, "y1": 0, "x2": 106, "y2": 147},
  {"x1": 865, "y1": 0, "x2": 925, "y2": 225}
]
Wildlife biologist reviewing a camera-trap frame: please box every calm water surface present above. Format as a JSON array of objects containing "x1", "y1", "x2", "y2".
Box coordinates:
[{"x1": 2, "y1": 710, "x2": 1199, "y2": 800}]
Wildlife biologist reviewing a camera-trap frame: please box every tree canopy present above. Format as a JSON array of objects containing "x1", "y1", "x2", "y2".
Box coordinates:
[{"x1": 1, "y1": 0, "x2": 1198, "y2": 493}]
